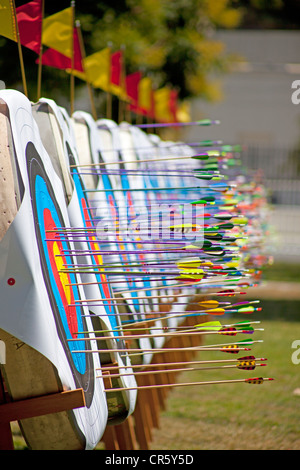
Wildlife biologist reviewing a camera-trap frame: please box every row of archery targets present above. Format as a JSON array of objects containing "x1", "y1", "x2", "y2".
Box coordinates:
[{"x1": 0, "y1": 89, "x2": 273, "y2": 450}]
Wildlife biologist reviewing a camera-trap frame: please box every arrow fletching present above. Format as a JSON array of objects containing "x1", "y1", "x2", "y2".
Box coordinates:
[
  {"x1": 195, "y1": 321, "x2": 222, "y2": 331},
  {"x1": 245, "y1": 377, "x2": 274, "y2": 384},
  {"x1": 218, "y1": 327, "x2": 237, "y2": 336},
  {"x1": 221, "y1": 344, "x2": 249, "y2": 354},
  {"x1": 237, "y1": 359, "x2": 256, "y2": 370},
  {"x1": 198, "y1": 300, "x2": 220, "y2": 309}
]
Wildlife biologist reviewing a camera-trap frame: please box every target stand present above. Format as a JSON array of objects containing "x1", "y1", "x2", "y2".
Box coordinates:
[{"x1": 0, "y1": 371, "x2": 85, "y2": 450}]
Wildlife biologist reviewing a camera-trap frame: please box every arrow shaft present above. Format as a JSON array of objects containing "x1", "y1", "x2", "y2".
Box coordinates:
[
  {"x1": 97, "y1": 357, "x2": 266, "y2": 371},
  {"x1": 71, "y1": 345, "x2": 251, "y2": 354},
  {"x1": 97, "y1": 363, "x2": 264, "y2": 379},
  {"x1": 103, "y1": 377, "x2": 272, "y2": 392}
]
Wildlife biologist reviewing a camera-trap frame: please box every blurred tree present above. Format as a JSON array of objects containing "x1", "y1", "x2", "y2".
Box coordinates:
[
  {"x1": 233, "y1": 0, "x2": 300, "y2": 29},
  {"x1": 75, "y1": 0, "x2": 243, "y2": 101},
  {"x1": 2, "y1": 0, "x2": 298, "y2": 113},
  {"x1": 3, "y1": 0, "x2": 242, "y2": 107}
]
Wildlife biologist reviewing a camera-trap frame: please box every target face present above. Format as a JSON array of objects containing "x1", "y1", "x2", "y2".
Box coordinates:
[
  {"x1": 67, "y1": 147, "x2": 119, "y2": 328},
  {"x1": 26, "y1": 141, "x2": 95, "y2": 407},
  {"x1": 96, "y1": 161, "x2": 140, "y2": 313},
  {"x1": 69, "y1": 145, "x2": 144, "y2": 322}
]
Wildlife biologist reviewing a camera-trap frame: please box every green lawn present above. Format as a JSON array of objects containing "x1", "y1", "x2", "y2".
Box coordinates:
[
  {"x1": 262, "y1": 262, "x2": 300, "y2": 282},
  {"x1": 10, "y1": 317, "x2": 300, "y2": 450},
  {"x1": 9, "y1": 258, "x2": 300, "y2": 450},
  {"x1": 150, "y1": 317, "x2": 300, "y2": 450}
]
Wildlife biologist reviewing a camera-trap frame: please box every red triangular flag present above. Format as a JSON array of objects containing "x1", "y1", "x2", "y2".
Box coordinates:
[
  {"x1": 111, "y1": 50, "x2": 122, "y2": 86},
  {"x1": 169, "y1": 89, "x2": 178, "y2": 122},
  {"x1": 110, "y1": 50, "x2": 128, "y2": 98},
  {"x1": 37, "y1": 27, "x2": 83, "y2": 72},
  {"x1": 16, "y1": 0, "x2": 43, "y2": 55},
  {"x1": 126, "y1": 71, "x2": 142, "y2": 112}
]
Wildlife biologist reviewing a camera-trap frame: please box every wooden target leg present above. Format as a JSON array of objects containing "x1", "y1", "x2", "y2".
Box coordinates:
[
  {"x1": 102, "y1": 425, "x2": 120, "y2": 450},
  {"x1": 0, "y1": 373, "x2": 14, "y2": 450},
  {"x1": 145, "y1": 372, "x2": 160, "y2": 429},
  {"x1": 114, "y1": 416, "x2": 138, "y2": 450},
  {"x1": 0, "y1": 421, "x2": 14, "y2": 450},
  {"x1": 136, "y1": 370, "x2": 160, "y2": 430},
  {"x1": 151, "y1": 352, "x2": 167, "y2": 410},
  {"x1": 133, "y1": 390, "x2": 152, "y2": 450}
]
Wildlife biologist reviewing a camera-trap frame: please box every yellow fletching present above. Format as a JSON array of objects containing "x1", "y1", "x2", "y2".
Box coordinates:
[
  {"x1": 231, "y1": 217, "x2": 248, "y2": 225},
  {"x1": 226, "y1": 261, "x2": 239, "y2": 268},
  {"x1": 198, "y1": 300, "x2": 219, "y2": 309},
  {"x1": 179, "y1": 268, "x2": 204, "y2": 274},
  {"x1": 205, "y1": 308, "x2": 225, "y2": 315}
]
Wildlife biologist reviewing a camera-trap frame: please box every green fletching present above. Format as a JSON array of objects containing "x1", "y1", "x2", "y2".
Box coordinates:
[
  {"x1": 197, "y1": 119, "x2": 214, "y2": 126},
  {"x1": 195, "y1": 321, "x2": 222, "y2": 330},
  {"x1": 191, "y1": 196, "x2": 215, "y2": 205},
  {"x1": 234, "y1": 321, "x2": 252, "y2": 329},
  {"x1": 238, "y1": 306, "x2": 255, "y2": 313},
  {"x1": 194, "y1": 175, "x2": 214, "y2": 180},
  {"x1": 204, "y1": 234, "x2": 223, "y2": 241},
  {"x1": 192, "y1": 154, "x2": 210, "y2": 160},
  {"x1": 190, "y1": 199, "x2": 206, "y2": 205},
  {"x1": 215, "y1": 223, "x2": 234, "y2": 230},
  {"x1": 236, "y1": 339, "x2": 255, "y2": 345}
]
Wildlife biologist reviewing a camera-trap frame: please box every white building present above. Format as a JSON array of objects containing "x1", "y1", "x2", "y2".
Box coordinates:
[{"x1": 182, "y1": 30, "x2": 300, "y2": 262}]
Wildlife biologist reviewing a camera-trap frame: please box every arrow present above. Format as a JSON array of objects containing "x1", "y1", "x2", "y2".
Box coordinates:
[
  {"x1": 131, "y1": 119, "x2": 220, "y2": 128},
  {"x1": 75, "y1": 319, "x2": 262, "y2": 337},
  {"x1": 66, "y1": 323, "x2": 262, "y2": 342},
  {"x1": 97, "y1": 355, "x2": 267, "y2": 371},
  {"x1": 71, "y1": 343, "x2": 252, "y2": 355},
  {"x1": 70, "y1": 152, "x2": 220, "y2": 168},
  {"x1": 102, "y1": 377, "x2": 274, "y2": 392},
  {"x1": 96, "y1": 361, "x2": 267, "y2": 379}
]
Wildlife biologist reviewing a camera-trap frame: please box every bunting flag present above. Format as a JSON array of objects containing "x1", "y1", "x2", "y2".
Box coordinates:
[
  {"x1": 126, "y1": 71, "x2": 142, "y2": 112},
  {"x1": 176, "y1": 100, "x2": 191, "y2": 123},
  {"x1": 41, "y1": 6, "x2": 73, "y2": 57},
  {"x1": 73, "y1": 47, "x2": 111, "y2": 92},
  {"x1": 16, "y1": 0, "x2": 43, "y2": 54},
  {"x1": 154, "y1": 87, "x2": 173, "y2": 123},
  {"x1": 38, "y1": 27, "x2": 83, "y2": 72},
  {"x1": 138, "y1": 76, "x2": 154, "y2": 117},
  {"x1": 0, "y1": 0, "x2": 17, "y2": 42},
  {"x1": 110, "y1": 50, "x2": 127, "y2": 99},
  {"x1": 169, "y1": 88, "x2": 179, "y2": 122}
]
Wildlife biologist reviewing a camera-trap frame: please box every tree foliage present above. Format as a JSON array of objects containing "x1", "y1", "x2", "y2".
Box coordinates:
[
  {"x1": 234, "y1": 0, "x2": 300, "y2": 29},
  {"x1": 2, "y1": 0, "x2": 298, "y2": 106},
  {"x1": 3, "y1": 0, "x2": 242, "y2": 104}
]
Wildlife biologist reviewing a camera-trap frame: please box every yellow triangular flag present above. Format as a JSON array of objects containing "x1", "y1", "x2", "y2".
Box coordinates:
[
  {"x1": 0, "y1": 0, "x2": 17, "y2": 42},
  {"x1": 177, "y1": 101, "x2": 191, "y2": 123},
  {"x1": 73, "y1": 48, "x2": 111, "y2": 92},
  {"x1": 138, "y1": 77, "x2": 153, "y2": 114},
  {"x1": 42, "y1": 7, "x2": 73, "y2": 57},
  {"x1": 154, "y1": 87, "x2": 172, "y2": 122}
]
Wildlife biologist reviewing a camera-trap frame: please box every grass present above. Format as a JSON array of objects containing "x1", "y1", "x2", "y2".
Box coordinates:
[
  {"x1": 149, "y1": 317, "x2": 300, "y2": 450},
  {"x1": 10, "y1": 310, "x2": 300, "y2": 450},
  {"x1": 9, "y1": 261, "x2": 300, "y2": 450},
  {"x1": 10, "y1": 317, "x2": 300, "y2": 450},
  {"x1": 261, "y1": 262, "x2": 300, "y2": 282}
]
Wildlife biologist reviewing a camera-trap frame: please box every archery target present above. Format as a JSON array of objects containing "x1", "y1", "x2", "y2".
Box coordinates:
[
  {"x1": 0, "y1": 90, "x2": 107, "y2": 449},
  {"x1": 33, "y1": 101, "x2": 137, "y2": 420}
]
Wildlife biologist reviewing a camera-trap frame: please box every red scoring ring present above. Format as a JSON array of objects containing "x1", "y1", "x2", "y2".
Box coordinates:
[{"x1": 7, "y1": 278, "x2": 16, "y2": 286}]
